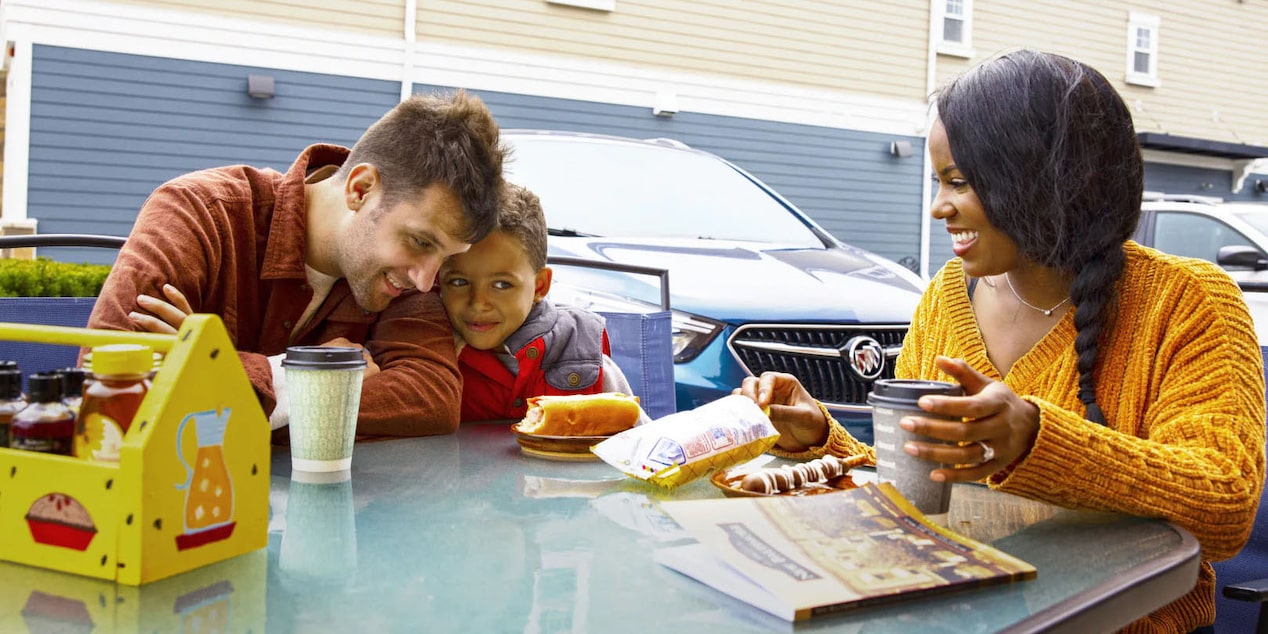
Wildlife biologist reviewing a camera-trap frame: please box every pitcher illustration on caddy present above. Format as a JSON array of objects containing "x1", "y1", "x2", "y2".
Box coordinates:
[{"x1": 174, "y1": 408, "x2": 237, "y2": 551}]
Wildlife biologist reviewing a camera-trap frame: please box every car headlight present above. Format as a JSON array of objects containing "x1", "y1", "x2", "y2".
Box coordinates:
[
  {"x1": 671, "y1": 313, "x2": 724, "y2": 363},
  {"x1": 549, "y1": 283, "x2": 725, "y2": 364}
]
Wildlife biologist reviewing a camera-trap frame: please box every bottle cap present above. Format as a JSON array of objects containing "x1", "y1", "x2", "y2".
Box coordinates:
[
  {"x1": 27, "y1": 372, "x2": 63, "y2": 403},
  {"x1": 90, "y1": 344, "x2": 155, "y2": 377},
  {"x1": 57, "y1": 367, "x2": 88, "y2": 397},
  {"x1": 0, "y1": 369, "x2": 22, "y2": 399}
]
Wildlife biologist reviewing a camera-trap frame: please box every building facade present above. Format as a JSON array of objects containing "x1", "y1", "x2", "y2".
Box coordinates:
[{"x1": 2, "y1": 0, "x2": 1266, "y2": 272}]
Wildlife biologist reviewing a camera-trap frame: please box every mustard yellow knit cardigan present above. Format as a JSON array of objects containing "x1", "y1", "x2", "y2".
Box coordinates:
[{"x1": 788, "y1": 241, "x2": 1265, "y2": 633}]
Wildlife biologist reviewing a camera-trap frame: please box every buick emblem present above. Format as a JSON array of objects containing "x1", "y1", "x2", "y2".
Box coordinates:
[{"x1": 842, "y1": 336, "x2": 885, "y2": 381}]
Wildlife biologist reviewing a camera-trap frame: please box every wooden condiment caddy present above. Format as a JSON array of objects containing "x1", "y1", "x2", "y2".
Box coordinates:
[{"x1": 0, "y1": 315, "x2": 269, "y2": 585}]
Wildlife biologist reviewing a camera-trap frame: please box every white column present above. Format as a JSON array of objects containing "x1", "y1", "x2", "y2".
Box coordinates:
[
  {"x1": 400, "y1": 0, "x2": 417, "y2": 101},
  {"x1": 2, "y1": 37, "x2": 33, "y2": 228}
]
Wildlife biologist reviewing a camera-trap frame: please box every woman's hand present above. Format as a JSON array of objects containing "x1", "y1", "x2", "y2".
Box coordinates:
[
  {"x1": 734, "y1": 372, "x2": 829, "y2": 452},
  {"x1": 902, "y1": 356, "x2": 1041, "y2": 482},
  {"x1": 129, "y1": 284, "x2": 192, "y2": 334}
]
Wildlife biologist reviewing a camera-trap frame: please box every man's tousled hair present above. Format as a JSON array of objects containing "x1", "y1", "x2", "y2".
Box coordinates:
[{"x1": 342, "y1": 90, "x2": 506, "y2": 243}]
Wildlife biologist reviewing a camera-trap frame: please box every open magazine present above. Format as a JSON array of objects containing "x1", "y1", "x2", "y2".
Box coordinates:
[{"x1": 656, "y1": 482, "x2": 1036, "y2": 622}]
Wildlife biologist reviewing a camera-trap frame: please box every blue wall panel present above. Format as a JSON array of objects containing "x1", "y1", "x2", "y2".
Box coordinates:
[
  {"x1": 27, "y1": 45, "x2": 928, "y2": 269},
  {"x1": 27, "y1": 44, "x2": 400, "y2": 263},
  {"x1": 1145, "y1": 162, "x2": 1268, "y2": 203}
]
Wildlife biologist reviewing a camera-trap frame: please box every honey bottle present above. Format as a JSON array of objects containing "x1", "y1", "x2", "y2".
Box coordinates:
[
  {"x1": 0, "y1": 368, "x2": 27, "y2": 448},
  {"x1": 11, "y1": 373, "x2": 75, "y2": 455},
  {"x1": 76, "y1": 344, "x2": 152, "y2": 462}
]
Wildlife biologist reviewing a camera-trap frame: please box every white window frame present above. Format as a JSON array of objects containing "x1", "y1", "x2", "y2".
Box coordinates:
[
  {"x1": 546, "y1": 0, "x2": 615, "y2": 11},
  {"x1": 936, "y1": 0, "x2": 974, "y2": 58},
  {"x1": 1125, "y1": 11, "x2": 1161, "y2": 88}
]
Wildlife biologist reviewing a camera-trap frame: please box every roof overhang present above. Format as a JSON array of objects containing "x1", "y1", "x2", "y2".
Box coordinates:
[{"x1": 1137, "y1": 132, "x2": 1268, "y2": 160}]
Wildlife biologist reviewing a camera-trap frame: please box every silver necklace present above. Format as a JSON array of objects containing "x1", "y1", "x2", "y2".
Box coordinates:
[{"x1": 1004, "y1": 273, "x2": 1070, "y2": 316}]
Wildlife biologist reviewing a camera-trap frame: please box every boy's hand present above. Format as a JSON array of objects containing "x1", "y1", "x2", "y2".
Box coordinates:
[
  {"x1": 129, "y1": 284, "x2": 192, "y2": 334},
  {"x1": 321, "y1": 337, "x2": 380, "y2": 380}
]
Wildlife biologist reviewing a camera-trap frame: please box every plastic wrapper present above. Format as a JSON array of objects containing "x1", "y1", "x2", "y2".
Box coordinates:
[{"x1": 591, "y1": 395, "x2": 779, "y2": 488}]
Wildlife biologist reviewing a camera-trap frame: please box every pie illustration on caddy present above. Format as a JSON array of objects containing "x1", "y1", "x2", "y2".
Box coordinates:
[{"x1": 25, "y1": 493, "x2": 98, "y2": 551}]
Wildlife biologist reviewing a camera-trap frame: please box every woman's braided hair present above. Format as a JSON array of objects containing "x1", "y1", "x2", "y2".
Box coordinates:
[{"x1": 936, "y1": 49, "x2": 1143, "y2": 424}]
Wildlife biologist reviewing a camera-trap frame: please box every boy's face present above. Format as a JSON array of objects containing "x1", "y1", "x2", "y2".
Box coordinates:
[{"x1": 439, "y1": 231, "x2": 552, "y2": 351}]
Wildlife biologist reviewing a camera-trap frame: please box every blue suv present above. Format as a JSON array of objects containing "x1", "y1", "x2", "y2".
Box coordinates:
[{"x1": 504, "y1": 130, "x2": 924, "y2": 442}]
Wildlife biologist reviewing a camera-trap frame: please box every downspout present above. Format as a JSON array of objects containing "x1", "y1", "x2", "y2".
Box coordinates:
[
  {"x1": 400, "y1": 0, "x2": 417, "y2": 101},
  {"x1": 2, "y1": 38, "x2": 33, "y2": 232},
  {"x1": 919, "y1": 3, "x2": 939, "y2": 281}
]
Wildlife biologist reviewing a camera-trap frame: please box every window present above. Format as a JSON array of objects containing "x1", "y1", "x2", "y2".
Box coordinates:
[
  {"x1": 1125, "y1": 12, "x2": 1160, "y2": 87},
  {"x1": 936, "y1": 0, "x2": 974, "y2": 58},
  {"x1": 546, "y1": 0, "x2": 615, "y2": 10},
  {"x1": 1153, "y1": 212, "x2": 1257, "y2": 264}
]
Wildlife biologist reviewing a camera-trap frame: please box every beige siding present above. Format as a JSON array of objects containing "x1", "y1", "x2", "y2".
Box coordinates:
[
  {"x1": 934, "y1": 0, "x2": 1268, "y2": 147},
  {"x1": 111, "y1": 0, "x2": 405, "y2": 37},
  {"x1": 417, "y1": 0, "x2": 931, "y2": 101}
]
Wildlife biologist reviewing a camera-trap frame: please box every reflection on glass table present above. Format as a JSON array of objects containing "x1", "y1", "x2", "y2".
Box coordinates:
[{"x1": 261, "y1": 423, "x2": 1196, "y2": 634}]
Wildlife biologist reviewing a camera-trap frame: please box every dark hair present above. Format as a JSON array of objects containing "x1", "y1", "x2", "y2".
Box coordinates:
[
  {"x1": 495, "y1": 182, "x2": 548, "y2": 271},
  {"x1": 936, "y1": 49, "x2": 1144, "y2": 424},
  {"x1": 340, "y1": 90, "x2": 505, "y2": 243}
]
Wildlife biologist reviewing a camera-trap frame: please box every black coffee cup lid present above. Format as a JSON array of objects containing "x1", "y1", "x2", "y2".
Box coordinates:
[
  {"x1": 867, "y1": 379, "x2": 963, "y2": 404},
  {"x1": 282, "y1": 346, "x2": 367, "y2": 370}
]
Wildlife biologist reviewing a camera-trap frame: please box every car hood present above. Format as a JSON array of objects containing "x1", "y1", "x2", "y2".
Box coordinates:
[{"x1": 548, "y1": 237, "x2": 923, "y2": 323}]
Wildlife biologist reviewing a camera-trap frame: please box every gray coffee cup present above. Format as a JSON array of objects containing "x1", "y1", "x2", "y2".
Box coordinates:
[
  {"x1": 283, "y1": 346, "x2": 367, "y2": 473},
  {"x1": 868, "y1": 379, "x2": 964, "y2": 516}
]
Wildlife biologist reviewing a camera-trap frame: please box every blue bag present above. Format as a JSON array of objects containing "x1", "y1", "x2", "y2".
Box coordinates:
[{"x1": 599, "y1": 310, "x2": 676, "y2": 420}]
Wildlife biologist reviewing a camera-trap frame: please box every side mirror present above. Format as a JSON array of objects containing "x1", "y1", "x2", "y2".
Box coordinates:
[{"x1": 1217, "y1": 245, "x2": 1268, "y2": 271}]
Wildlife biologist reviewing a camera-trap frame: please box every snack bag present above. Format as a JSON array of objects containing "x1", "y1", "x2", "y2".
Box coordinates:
[{"x1": 591, "y1": 395, "x2": 778, "y2": 488}]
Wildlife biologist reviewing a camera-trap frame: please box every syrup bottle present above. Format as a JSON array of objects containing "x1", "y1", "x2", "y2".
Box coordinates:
[
  {"x1": 10, "y1": 373, "x2": 75, "y2": 455},
  {"x1": 76, "y1": 344, "x2": 152, "y2": 462},
  {"x1": 57, "y1": 367, "x2": 88, "y2": 419},
  {"x1": 0, "y1": 368, "x2": 27, "y2": 448}
]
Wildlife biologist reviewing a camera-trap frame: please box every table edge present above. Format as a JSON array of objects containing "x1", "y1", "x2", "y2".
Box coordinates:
[{"x1": 1000, "y1": 522, "x2": 1202, "y2": 634}]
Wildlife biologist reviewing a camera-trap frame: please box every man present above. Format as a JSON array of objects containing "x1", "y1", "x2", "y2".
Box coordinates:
[{"x1": 88, "y1": 91, "x2": 505, "y2": 437}]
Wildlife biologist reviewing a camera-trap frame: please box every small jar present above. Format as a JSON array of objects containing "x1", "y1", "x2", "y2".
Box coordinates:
[
  {"x1": 76, "y1": 344, "x2": 152, "y2": 461},
  {"x1": 11, "y1": 373, "x2": 75, "y2": 455}
]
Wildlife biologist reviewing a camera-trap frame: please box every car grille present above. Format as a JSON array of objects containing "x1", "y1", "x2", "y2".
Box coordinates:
[{"x1": 727, "y1": 324, "x2": 908, "y2": 410}]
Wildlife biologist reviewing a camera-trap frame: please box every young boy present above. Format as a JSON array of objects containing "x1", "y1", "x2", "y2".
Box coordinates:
[{"x1": 439, "y1": 183, "x2": 635, "y2": 422}]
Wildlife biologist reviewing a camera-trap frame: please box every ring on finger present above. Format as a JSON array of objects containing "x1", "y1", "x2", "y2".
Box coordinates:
[{"x1": 974, "y1": 441, "x2": 995, "y2": 466}]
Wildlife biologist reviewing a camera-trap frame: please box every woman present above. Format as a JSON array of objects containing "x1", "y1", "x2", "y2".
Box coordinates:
[{"x1": 738, "y1": 49, "x2": 1264, "y2": 633}]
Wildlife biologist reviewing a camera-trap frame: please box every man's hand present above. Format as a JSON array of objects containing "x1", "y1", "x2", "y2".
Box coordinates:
[
  {"x1": 322, "y1": 337, "x2": 381, "y2": 380},
  {"x1": 129, "y1": 284, "x2": 192, "y2": 334}
]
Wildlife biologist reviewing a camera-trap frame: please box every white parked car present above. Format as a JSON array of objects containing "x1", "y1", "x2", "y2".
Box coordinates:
[{"x1": 1134, "y1": 193, "x2": 1268, "y2": 343}]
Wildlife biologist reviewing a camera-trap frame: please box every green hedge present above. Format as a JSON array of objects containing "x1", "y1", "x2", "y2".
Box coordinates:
[{"x1": 0, "y1": 258, "x2": 112, "y2": 297}]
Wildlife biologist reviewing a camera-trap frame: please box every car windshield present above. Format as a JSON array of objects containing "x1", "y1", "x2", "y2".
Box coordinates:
[{"x1": 503, "y1": 135, "x2": 825, "y2": 246}]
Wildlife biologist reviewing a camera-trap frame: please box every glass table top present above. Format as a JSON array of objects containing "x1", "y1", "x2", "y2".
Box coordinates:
[{"x1": 0, "y1": 422, "x2": 1197, "y2": 633}]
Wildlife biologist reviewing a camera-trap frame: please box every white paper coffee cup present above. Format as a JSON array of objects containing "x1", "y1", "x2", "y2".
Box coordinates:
[{"x1": 283, "y1": 346, "x2": 366, "y2": 473}]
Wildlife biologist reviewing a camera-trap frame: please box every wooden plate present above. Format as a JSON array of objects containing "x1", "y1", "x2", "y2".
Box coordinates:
[
  {"x1": 710, "y1": 467, "x2": 861, "y2": 498},
  {"x1": 511, "y1": 425, "x2": 611, "y2": 462}
]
